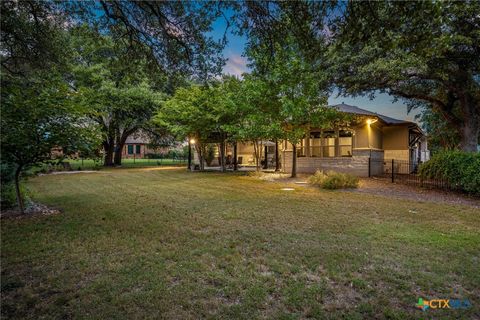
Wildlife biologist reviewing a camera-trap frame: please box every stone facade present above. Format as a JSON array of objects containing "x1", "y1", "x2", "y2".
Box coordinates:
[{"x1": 282, "y1": 149, "x2": 386, "y2": 177}]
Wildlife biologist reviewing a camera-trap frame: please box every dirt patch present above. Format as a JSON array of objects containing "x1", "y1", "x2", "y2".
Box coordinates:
[
  {"x1": 1, "y1": 202, "x2": 61, "y2": 219},
  {"x1": 346, "y1": 178, "x2": 480, "y2": 208}
]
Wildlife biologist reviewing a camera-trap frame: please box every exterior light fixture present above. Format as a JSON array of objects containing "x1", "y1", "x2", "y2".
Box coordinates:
[
  {"x1": 189, "y1": 138, "x2": 196, "y2": 144},
  {"x1": 367, "y1": 118, "x2": 378, "y2": 125}
]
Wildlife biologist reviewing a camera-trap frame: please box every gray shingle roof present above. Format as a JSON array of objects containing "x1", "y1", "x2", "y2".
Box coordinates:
[{"x1": 330, "y1": 103, "x2": 412, "y2": 125}]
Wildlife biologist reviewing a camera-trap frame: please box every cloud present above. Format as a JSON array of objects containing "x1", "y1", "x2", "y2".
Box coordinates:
[{"x1": 223, "y1": 54, "x2": 248, "y2": 77}]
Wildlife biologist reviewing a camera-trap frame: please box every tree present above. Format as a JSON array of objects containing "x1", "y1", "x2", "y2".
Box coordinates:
[
  {"x1": 240, "y1": 4, "x2": 339, "y2": 177},
  {"x1": 416, "y1": 108, "x2": 462, "y2": 154},
  {"x1": 236, "y1": 1, "x2": 480, "y2": 152},
  {"x1": 1, "y1": 72, "x2": 100, "y2": 213},
  {"x1": 157, "y1": 83, "x2": 226, "y2": 171},
  {"x1": 70, "y1": 26, "x2": 165, "y2": 166},
  {"x1": 328, "y1": 1, "x2": 480, "y2": 152},
  {"x1": 65, "y1": 1, "x2": 227, "y2": 80},
  {"x1": 1, "y1": 1, "x2": 100, "y2": 213}
]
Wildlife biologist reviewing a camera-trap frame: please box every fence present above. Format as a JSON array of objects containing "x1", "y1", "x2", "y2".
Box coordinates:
[{"x1": 368, "y1": 158, "x2": 455, "y2": 191}]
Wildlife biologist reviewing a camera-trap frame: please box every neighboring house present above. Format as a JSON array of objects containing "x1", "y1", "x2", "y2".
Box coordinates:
[
  {"x1": 122, "y1": 133, "x2": 172, "y2": 159},
  {"x1": 192, "y1": 103, "x2": 429, "y2": 176}
]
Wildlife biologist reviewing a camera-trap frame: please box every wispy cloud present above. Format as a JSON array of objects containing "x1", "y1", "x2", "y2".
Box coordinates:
[{"x1": 223, "y1": 54, "x2": 248, "y2": 77}]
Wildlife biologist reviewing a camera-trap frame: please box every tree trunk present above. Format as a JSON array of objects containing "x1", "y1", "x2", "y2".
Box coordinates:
[
  {"x1": 196, "y1": 143, "x2": 204, "y2": 171},
  {"x1": 114, "y1": 135, "x2": 129, "y2": 166},
  {"x1": 263, "y1": 145, "x2": 268, "y2": 169},
  {"x1": 14, "y1": 165, "x2": 24, "y2": 214},
  {"x1": 220, "y1": 139, "x2": 226, "y2": 172},
  {"x1": 188, "y1": 139, "x2": 192, "y2": 171},
  {"x1": 275, "y1": 139, "x2": 280, "y2": 172},
  {"x1": 291, "y1": 144, "x2": 297, "y2": 178},
  {"x1": 253, "y1": 140, "x2": 260, "y2": 171},
  {"x1": 459, "y1": 98, "x2": 479, "y2": 152},
  {"x1": 103, "y1": 138, "x2": 114, "y2": 166}
]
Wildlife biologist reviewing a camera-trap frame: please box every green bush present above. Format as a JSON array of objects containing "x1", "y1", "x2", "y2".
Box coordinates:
[
  {"x1": 419, "y1": 151, "x2": 480, "y2": 195},
  {"x1": 308, "y1": 170, "x2": 359, "y2": 189}
]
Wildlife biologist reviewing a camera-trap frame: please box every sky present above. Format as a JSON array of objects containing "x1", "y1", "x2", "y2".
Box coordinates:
[{"x1": 209, "y1": 12, "x2": 421, "y2": 123}]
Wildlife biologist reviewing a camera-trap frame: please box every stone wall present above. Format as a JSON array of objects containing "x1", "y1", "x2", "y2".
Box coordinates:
[{"x1": 282, "y1": 149, "x2": 385, "y2": 177}]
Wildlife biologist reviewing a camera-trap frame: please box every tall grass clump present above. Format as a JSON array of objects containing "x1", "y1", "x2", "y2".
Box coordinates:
[{"x1": 308, "y1": 170, "x2": 359, "y2": 189}]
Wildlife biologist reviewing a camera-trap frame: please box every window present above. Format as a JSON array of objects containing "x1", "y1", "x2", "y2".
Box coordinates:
[
  {"x1": 127, "y1": 145, "x2": 133, "y2": 155},
  {"x1": 136, "y1": 145, "x2": 141, "y2": 154}
]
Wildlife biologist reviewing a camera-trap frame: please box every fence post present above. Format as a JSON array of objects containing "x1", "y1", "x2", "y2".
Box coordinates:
[
  {"x1": 368, "y1": 157, "x2": 371, "y2": 177},
  {"x1": 391, "y1": 159, "x2": 394, "y2": 183}
]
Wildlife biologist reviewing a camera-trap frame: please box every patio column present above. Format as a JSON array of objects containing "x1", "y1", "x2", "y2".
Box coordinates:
[
  {"x1": 320, "y1": 130, "x2": 324, "y2": 158},
  {"x1": 275, "y1": 139, "x2": 280, "y2": 172},
  {"x1": 233, "y1": 142, "x2": 238, "y2": 171},
  {"x1": 305, "y1": 134, "x2": 311, "y2": 157},
  {"x1": 263, "y1": 145, "x2": 268, "y2": 169},
  {"x1": 335, "y1": 128, "x2": 340, "y2": 157}
]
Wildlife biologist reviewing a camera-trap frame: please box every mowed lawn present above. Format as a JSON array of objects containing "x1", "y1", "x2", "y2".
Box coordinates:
[{"x1": 1, "y1": 168, "x2": 479, "y2": 319}]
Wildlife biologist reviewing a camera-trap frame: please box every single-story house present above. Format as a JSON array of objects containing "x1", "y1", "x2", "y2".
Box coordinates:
[
  {"x1": 280, "y1": 103, "x2": 429, "y2": 176},
  {"x1": 191, "y1": 103, "x2": 429, "y2": 176},
  {"x1": 121, "y1": 133, "x2": 173, "y2": 159}
]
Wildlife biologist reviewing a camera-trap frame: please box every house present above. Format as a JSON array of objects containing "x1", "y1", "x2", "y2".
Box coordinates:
[
  {"x1": 191, "y1": 103, "x2": 429, "y2": 176},
  {"x1": 121, "y1": 133, "x2": 174, "y2": 159}
]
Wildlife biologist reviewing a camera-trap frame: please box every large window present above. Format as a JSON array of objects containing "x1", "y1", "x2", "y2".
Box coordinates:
[
  {"x1": 127, "y1": 145, "x2": 134, "y2": 155},
  {"x1": 136, "y1": 145, "x2": 141, "y2": 154},
  {"x1": 298, "y1": 129, "x2": 353, "y2": 157}
]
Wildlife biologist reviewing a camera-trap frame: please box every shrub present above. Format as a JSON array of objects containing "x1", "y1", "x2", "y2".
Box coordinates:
[
  {"x1": 419, "y1": 151, "x2": 480, "y2": 195},
  {"x1": 308, "y1": 170, "x2": 359, "y2": 189}
]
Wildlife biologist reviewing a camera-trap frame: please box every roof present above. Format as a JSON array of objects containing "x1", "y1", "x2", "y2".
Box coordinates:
[
  {"x1": 331, "y1": 103, "x2": 413, "y2": 125},
  {"x1": 125, "y1": 133, "x2": 150, "y2": 144}
]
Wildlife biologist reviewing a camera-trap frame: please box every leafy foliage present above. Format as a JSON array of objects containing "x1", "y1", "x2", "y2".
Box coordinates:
[
  {"x1": 419, "y1": 151, "x2": 480, "y2": 195},
  {"x1": 70, "y1": 26, "x2": 166, "y2": 166},
  {"x1": 235, "y1": 1, "x2": 480, "y2": 152}
]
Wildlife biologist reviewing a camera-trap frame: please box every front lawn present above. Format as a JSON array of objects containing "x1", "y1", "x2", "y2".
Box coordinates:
[{"x1": 1, "y1": 168, "x2": 479, "y2": 319}]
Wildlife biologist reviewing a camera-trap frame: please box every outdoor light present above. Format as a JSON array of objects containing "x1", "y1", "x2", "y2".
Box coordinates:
[
  {"x1": 367, "y1": 118, "x2": 378, "y2": 125},
  {"x1": 189, "y1": 138, "x2": 196, "y2": 144}
]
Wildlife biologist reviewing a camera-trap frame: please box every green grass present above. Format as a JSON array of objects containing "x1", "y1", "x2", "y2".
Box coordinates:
[
  {"x1": 2, "y1": 168, "x2": 479, "y2": 319},
  {"x1": 37, "y1": 158, "x2": 187, "y2": 171}
]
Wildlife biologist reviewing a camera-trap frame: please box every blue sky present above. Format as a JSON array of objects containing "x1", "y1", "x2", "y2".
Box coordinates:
[{"x1": 209, "y1": 12, "x2": 420, "y2": 123}]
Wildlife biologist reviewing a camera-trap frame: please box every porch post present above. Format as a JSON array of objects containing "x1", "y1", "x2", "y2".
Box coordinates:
[
  {"x1": 263, "y1": 145, "x2": 268, "y2": 169},
  {"x1": 275, "y1": 139, "x2": 280, "y2": 172},
  {"x1": 188, "y1": 139, "x2": 192, "y2": 170},
  {"x1": 334, "y1": 128, "x2": 340, "y2": 157},
  {"x1": 320, "y1": 130, "x2": 324, "y2": 158},
  {"x1": 233, "y1": 142, "x2": 238, "y2": 171},
  {"x1": 305, "y1": 134, "x2": 311, "y2": 157}
]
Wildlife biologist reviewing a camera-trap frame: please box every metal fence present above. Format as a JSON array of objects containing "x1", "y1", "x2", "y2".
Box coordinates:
[{"x1": 368, "y1": 158, "x2": 455, "y2": 191}]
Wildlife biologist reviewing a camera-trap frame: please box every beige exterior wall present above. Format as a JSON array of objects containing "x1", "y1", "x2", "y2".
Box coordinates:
[
  {"x1": 383, "y1": 126, "x2": 408, "y2": 150},
  {"x1": 354, "y1": 124, "x2": 382, "y2": 149}
]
